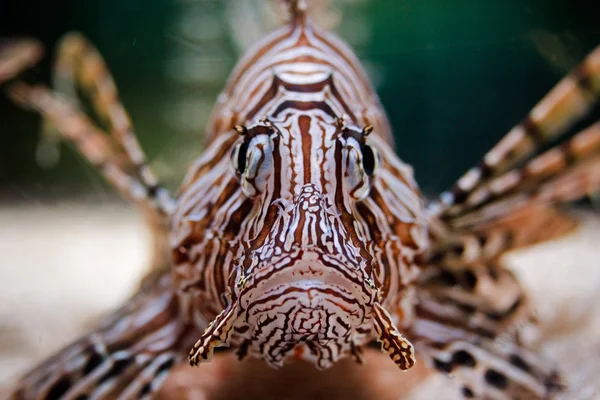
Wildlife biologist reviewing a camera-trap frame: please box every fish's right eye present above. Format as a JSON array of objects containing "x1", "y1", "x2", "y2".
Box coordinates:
[{"x1": 233, "y1": 141, "x2": 249, "y2": 176}]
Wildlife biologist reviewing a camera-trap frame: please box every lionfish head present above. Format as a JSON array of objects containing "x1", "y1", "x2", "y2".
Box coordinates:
[
  {"x1": 185, "y1": 116, "x2": 422, "y2": 371},
  {"x1": 230, "y1": 119, "x2": 380, "y2": 369}
]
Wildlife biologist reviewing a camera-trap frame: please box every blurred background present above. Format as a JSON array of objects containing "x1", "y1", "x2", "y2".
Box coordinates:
[{"x1": 0, "y1": 0, "x2": 600, "y2": 397}]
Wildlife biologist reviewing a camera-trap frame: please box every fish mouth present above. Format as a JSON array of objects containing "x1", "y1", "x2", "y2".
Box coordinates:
[
  {"x1": 232, "y1": 249, "x2": 376, "y2": 369},
  {"x1": 240, "y1": 281, "x2": 369, "y2": 369},
  {"x1": 237, "y1": 248, "x2": 374, "y2": 311}
]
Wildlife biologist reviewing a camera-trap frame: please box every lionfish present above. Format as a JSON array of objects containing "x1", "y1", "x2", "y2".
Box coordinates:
[{"x1": 1, "y1": 1, "x2": 599, "y2": 398}]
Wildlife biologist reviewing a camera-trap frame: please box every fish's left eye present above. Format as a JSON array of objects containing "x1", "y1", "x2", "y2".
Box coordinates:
[{"x1": 361, "y1": 144, "x2": 376, "y2": 176}]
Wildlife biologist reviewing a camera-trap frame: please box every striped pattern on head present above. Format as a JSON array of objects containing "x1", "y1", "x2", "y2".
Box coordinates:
[{"x1": 171, "y1": 12, "x2": 428, "y2": 370}]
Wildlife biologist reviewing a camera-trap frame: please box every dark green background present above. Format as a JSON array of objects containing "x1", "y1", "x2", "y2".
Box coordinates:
[{"x1": 0, "y1": 0, "x2": 598, "y2": 200}]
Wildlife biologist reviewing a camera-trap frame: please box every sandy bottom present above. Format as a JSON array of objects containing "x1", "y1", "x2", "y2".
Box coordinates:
[{"x1": 0, "y1": 203, "x2": 599, "y2": 399}]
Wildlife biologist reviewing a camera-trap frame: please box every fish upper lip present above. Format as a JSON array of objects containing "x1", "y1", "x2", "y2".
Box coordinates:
[
  {"x1": 237, "y1": 257, "x2": 372, "y2": 309},
  {"x1": 256, "y1": 268, "x2": 358, "y2": 294}
]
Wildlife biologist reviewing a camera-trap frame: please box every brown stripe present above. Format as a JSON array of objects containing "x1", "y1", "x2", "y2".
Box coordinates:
[
  {"x1": 273, "y1": 100, "x2": 336, "y2": 117},
  {"x1": 476, "y1": 160, "x2": 493, "y2": 180},
  {"x1": 572, "y1": 64, "x2": 594, "y2": 95},
  {"x1": 521, "y1": 115, "x2": 545, "y2": 145},
  {"x1": 299, "y1": 114, "x2": 312, "y2": 184}
]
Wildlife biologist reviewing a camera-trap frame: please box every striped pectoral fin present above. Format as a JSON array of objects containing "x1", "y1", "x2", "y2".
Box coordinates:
[
  {"x1": 189, "y1": 302, "x2": 239, "y2": 366},
  {"x1": 417, "y1": 339, "x2": 562, "y2": 400},
  {"x1": 412, "y1": 323, "x2": 563, "y2": 399},
  {"x1": 429, "y1": 204, "x2": 580, "y2": 267},
  {"x1": 372, "y1": 302, "x2": 416, "y2": 371},
  {"x1": 12, "y1": 344, "x2": 182, "y2": 400},
  {"x1": 417, "y1": 261, "x2": 532, "y2": 346},
  {"x1": 9, "y1": 273, "x2": 194, "y2": 400},
  {"x1": 413, "y1": 261, "x2": 562, "y2": 399}
]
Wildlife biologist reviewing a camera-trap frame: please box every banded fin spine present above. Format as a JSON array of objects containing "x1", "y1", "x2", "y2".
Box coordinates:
[
  {"x1": 189, "y1": 302, "x2": 239, "y2": 366},
  {"x1": 2, "y1": 33, "x2": 174, "y2": 273},
  {"x1": 372, "y1": 302, "x2": 416, "y2": 371},
  {"x1": 431, "y1": 45, "x2": 600, "y2": 218},
  {"x1": 445, "y1": 122, "x2": 600, "y2": 222}
]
